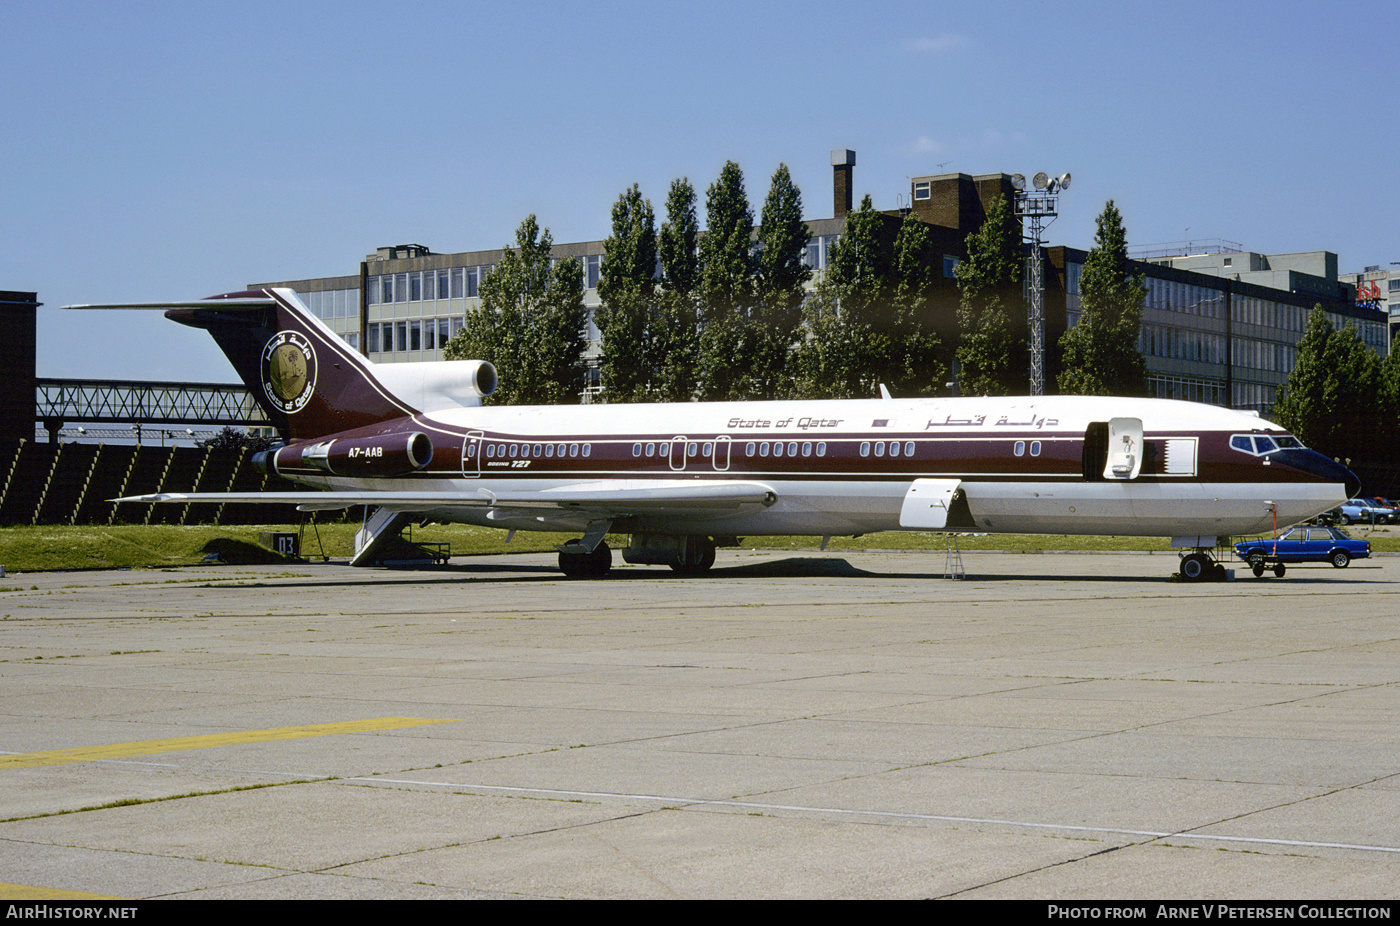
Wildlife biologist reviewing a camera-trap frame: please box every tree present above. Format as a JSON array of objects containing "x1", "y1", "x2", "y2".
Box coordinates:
[
  {"x1": 696, "y1": 161, "x2": 758, "y2": 401},
  {"x1": 792, "y1": 198, "x2": 945, "y2": 400},
  {"x1": 596, "y1": 184, "x2": 658, "y2": 403},
  {"x1": 955, "y1": 194, "x2": 1023, "y2": 395},
  {"x1": 1272, "y1": 307, "x2": 1383, "y2": 464},
  {"x1": 652, "y1": 177, "x2": 701, "y2": 402},
  {"x1": 1057, "y1": 200, "x2": 1149, "y2": 396},
  {"x1": 886, "y1": 212, "x2": 945, "y2": 397},
  {"x1": 443, "y1": 215, "x2": 586, "y2": 405},
  {"x1": 791, "y1": 195, "x2": 888, "y2": 399}
]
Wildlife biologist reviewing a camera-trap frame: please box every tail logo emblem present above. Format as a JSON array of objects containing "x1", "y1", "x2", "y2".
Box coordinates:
[{"x1": 260, "y1": 330, "x2": 318, "y2": 413}]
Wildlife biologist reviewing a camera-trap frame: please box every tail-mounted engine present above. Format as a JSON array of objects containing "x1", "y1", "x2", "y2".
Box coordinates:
[{"x1": 266, "y1": 431, "x2": 435, "y2": 478}]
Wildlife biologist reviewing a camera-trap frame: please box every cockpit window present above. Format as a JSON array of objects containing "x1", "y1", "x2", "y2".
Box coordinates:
[{"x1": 1230, "y1": 433, "x2": 1300, "y2": 456}]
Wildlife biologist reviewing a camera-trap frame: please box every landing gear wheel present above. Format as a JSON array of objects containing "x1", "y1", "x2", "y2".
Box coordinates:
[
  {"x1": 1273, "y1": 562, "x2": 1286, "y2": 577},
  {"x1": 1180, "y1": 553, "x2": 1208, "y2": 581},
  {"x1": 670, "y1": 538, "x2": 716, "y2": 575},
  {"x1": 559, "y1": 540, "x2": 611, "y2": 578},
  {"x1": 1330, "y1": 550, "x2": 1350, "y2": 568}
]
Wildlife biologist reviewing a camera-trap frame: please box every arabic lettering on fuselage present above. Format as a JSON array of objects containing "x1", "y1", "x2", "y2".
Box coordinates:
[{"x1": 924, "y1": 414, "x2": 1060, "y2": 430}]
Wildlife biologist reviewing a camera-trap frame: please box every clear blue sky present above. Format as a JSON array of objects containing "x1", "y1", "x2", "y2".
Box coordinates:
[{"x1": 4, "y1": 0, "x2": 1392, "y2": 382}]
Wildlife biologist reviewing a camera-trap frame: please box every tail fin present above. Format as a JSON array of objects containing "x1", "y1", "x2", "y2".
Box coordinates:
[
  {"x1": 162, "y1": 288, "x2": 418, "y2": 441},
  {"x1": 66, "y1": 287, "x2": 498, "y2": 442}
]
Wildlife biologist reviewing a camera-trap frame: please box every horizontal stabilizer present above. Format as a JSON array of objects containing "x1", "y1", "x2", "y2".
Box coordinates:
[{"x1": 63, "y1": 296, "x2": 276, "y2": 312}]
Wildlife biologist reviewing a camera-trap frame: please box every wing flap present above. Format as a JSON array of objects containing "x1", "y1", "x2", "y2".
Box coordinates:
[{"x1": 116, "y1": 480, "x2": 779, "y2": 517}]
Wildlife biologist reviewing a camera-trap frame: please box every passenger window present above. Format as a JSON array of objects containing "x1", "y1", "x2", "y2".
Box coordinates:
[
  {"x1": 760, "y1": 442, "x2": 770, "y2": 457},
  {"x1": 533, "y1": 444, "x2": 543, "y2": 457},
  {"x1": 1030, "y1": 441, "x2": 1041, "y2": 456},
  {"x1": 582, "y1": 444, "x2": 591, "y2": 457},
  {"x1": 875, "y1": 442, "x2": 885, "y2": 457},
  {"x1": 569, "y1": 444, "x2": 579, "y2": 457},
  {"x1": 773, "y1": 442, "x2": 784, "y2": 457},
  {"x1": 817, "y1": 442, "x2": 827, "y2": 456},
  {"x1": 860, "y1": 442, "x2": 870, "y2": 457},
  {"x1": 889, "y1": 442, "x2": 900, "y2": 457},
  {"x1": 687, "y1": 442, "x2": 697, "y2": 457},
  {"x1": 1014, "y1": 441, "x2": 1025, "y2": 457},
  {"x1": 703, "y1": 442, "x2": 713, "y2": 457},
  {"x1": 904, "y1": 441, "x2": 914, "y2": 457},
  {"x1": 545, "y1": 444, "x2": 554, "y2": 458},
  {"x1": 509, "y1": 444, "x2": 518, "y2": 458},
  {"x1": 802, "y1": 442, "x2": 811, "y2": 457},
  {"x1": 646, "y1": 442, "x2": 655, "y2": 457},
  {"x1": 746, "y1": 442, "x2": 756, "y2": 456}
]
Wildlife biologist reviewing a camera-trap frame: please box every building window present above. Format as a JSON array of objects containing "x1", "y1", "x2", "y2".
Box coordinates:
[{"x1": 914, "y1": 180, "x2": 931, "y2": 201}]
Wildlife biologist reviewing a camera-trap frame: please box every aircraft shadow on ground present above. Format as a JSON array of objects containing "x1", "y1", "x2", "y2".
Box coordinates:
[{"x1": 201, "y1": 555, "x2": 1390, "y2": 588}]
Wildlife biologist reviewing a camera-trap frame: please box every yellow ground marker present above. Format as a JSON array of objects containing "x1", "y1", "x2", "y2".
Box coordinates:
[
  {"x1": 0, "y1": 882, "x2": 127, "y2": 900},
  {"x1": 0, "y1": 717, "x2": 457, "y2": 770}
]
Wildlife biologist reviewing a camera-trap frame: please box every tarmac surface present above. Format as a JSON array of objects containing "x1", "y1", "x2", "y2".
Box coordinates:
[{"x1": 2, "y1": 548, "x2": 1399, "y2": 900}]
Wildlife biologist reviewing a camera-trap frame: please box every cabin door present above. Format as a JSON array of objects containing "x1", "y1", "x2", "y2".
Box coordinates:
[
  {"x1": 712, "y1": 435, "x2": 731, "y2": 471},
  {"x1": 669, "y1": 437, "x2": 688, "y2": 472},
  {"x1": 462, "y1": 430, "x2": 482, "y2": 477}
]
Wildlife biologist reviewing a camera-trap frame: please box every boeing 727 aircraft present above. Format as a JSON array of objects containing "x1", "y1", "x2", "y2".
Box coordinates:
[{"x1": 67, "y1": 288, "x2": 1358, "y2": 580}]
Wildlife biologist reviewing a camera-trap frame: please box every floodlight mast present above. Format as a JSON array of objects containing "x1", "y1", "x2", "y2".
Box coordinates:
[{"x1": 1013, "y1": 173, "x2": 1069, "y2": 396}]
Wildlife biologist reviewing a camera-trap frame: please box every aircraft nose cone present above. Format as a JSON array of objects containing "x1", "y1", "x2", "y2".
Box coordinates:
[{"x1": 1276, "y1": 449, "x2": 1359, "y2": 498}]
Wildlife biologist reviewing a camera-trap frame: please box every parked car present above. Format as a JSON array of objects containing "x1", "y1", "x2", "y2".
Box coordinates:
[
  {"x1": 1337, "y1": 499, "x2": 1392, "y2": 525},
  {"x1": 1307, "y1": 507, "x2": 1342, "y2": 526},
  {"x1": 1234, "y1": 526, "x2": 1371, "y2": 577}
]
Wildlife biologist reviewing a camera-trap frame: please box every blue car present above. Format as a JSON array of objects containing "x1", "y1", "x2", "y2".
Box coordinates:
[{"x1": 1234, "y1": 526, "x2": 1371, "y2": 577}]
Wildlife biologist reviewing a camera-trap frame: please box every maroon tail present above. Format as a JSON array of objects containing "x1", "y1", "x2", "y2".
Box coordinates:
[{"x1": 167, "y1": 288, "x2": 418, "y2": 442}]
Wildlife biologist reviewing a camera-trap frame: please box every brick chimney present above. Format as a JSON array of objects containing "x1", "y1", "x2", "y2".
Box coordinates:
[{"x1": 832, "y1": 149, "x2": 855, "y2": 218}]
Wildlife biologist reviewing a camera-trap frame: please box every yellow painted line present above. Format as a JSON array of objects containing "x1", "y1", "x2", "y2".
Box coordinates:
[
  {"x1": 1, "y1": 717, "x2": 458, "y2": 770},
  {"x1": 0, "y1": 882, "x2": 127, "y2": 900}
]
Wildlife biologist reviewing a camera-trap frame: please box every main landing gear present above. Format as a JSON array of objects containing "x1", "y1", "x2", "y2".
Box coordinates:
[
  {"x1": 558, "y1": 533, "x2": 723, "y2": 578},
  {"x1": 1177, "y1": 551, "x2": 1229, "y2": 582},
  {"x1": 559, "y1": 540, "x2": 611, "y2": 578}
]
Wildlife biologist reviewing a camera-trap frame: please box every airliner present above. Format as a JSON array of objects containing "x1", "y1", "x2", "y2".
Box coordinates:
[{"x1": 67, "y1": 288, "x2": 1358, "y2": 581}]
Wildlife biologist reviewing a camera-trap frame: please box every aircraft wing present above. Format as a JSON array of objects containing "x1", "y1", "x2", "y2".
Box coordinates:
[{"x1": 117, "y1": 480, "x2": 778, "y2": 518}]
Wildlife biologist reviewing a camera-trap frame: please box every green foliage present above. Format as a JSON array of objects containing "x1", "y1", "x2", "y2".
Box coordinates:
[
  {"x1": 1272, "y1": 307, "x2": 1385, "y2": 464},
  {"x1": 955, "y1": 194, "x2": 1023, "y2": 395},
  {"x1": 444, "y1": 215, "x2": 586, "y2": 405},
  {"x1": 596, "y1": 185, "x2": 658, "y2": 403},
  {"x1": 698, "y1": 161, "x2": 755, "y2": 320},
  {"x1": 749, "y1": 164, "x2": 812, "y2": 400},
  {"x1": 694, "y1": 161, "x2": 762, "y2": 402},
  {"x1": 658, "y1": 177, "x2": 700, "y2": 296},
  {"x1": 1057, "y1": 200, "x2": 1148, "y2": 396},
  {"x1": 791, "y1": 195, "x2": 886, "y2": 399},
  {"x1": 792, "y1": 198, "x2": 943, "y2": 399},
  {"x1": 649, "y1": 178, "x2": 702, "y2": 402},
  {"x1": 756, "y1": 163, "x2": 811, "y2": 336},
  {"x1": 887, "y1": 213, "x2": 946, "y2": 397}
]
